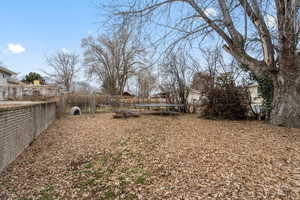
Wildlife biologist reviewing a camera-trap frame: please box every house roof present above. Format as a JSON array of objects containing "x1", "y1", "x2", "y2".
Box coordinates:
[{"x1": 0, "y1": 66, "x2": 17, "y2": 75}]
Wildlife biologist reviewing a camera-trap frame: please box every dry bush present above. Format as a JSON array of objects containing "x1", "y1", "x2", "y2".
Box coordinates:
[
  {"x1": 113, "y1": 110, "x2": 140, "y2": 118},
  {"x1": 203, "y1": 85, "x2": 249, "y2": 120}
]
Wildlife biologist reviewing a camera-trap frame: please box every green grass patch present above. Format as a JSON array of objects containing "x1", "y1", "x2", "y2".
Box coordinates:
[
  {"x1": 37, "y1": 186, "x2": 56, "y2": 200},
  {"x1": 103, "y1": 190, "x2": 116, "y2": 199},
  {"x1": 84, "y1": 162, "x2": 93, "y2": 169},
  {"x1": 68, "y1": 140, "x2": 152, "y2": 199},
  {"x1": 135, "y1": 175, "x2": 146, "y2": 185}
]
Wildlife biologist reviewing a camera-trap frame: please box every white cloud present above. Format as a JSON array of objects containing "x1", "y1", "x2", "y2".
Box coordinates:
[
  {"x1": 204, "y1": 8, "x2": 217, "y2": 17},
  {"x1": 61, "y1": 48, "x2": 70, "y2": 53},
  {"x1": 7, "y1": 43, "x2": 25, "y2": 54}
]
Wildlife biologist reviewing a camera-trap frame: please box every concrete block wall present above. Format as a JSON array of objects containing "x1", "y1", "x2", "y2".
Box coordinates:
[
  {"x1": 0, "y1": 86, "x2": 23, "y2": 101},
  {"x1": 0, "y1": 85, "x2": 62, "y2": 101},
  {"x1": 0, "y1": 102, "x2": 56, "y2": 172}
]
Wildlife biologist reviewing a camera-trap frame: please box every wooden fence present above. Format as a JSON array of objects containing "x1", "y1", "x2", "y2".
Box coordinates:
[{"x1": 59, "y1": 94, "x2": 167, "y2": 114}]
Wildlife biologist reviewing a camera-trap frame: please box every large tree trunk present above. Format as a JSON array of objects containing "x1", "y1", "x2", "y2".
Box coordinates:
[{"x1": 270, "y1": 71, "x2": 300, "y2": 128}]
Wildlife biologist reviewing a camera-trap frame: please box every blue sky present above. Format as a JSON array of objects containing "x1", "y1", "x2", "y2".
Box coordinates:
[
  {"x1": 0, "y1": 0, "x2": 235, "y2": 85},
  {"x1": 0, "y1": 0, "x2": 104, "y2": 78}
]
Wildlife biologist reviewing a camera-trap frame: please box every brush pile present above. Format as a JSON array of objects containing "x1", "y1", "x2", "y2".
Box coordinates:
[{"x1": 113, "y1": 110, "x2": 140, "y2": 118}]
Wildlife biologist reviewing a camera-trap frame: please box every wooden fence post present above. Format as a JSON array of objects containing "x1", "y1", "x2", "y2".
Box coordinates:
[
  {"x1": 91, "y1": 93, "x2": 96, "y2": 114},
  {"x1": 57, "y1": 93, "x2": 65, "y2": 118}
]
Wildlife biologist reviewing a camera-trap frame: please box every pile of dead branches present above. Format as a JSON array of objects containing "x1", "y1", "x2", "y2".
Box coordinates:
[{"x1": 113, "y1": 110, "x2": 140, "y2": 119}]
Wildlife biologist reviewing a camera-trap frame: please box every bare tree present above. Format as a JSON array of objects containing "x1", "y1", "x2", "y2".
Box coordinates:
[
  {"x1": 191, "y1": 72, "x2": 214, "y2": 94},
  {"x1": 81, "y1": 27, "x2": 145, "y2": 95},
  {"x1": 73, "y1": 81, "x2": 94, "y2": 94},
  {"x1": 161, "y1": 52, "x2": 191, "y2": 112},
  {"x1": 45, "y1": 51, "x2": 79, "y2": 91},
  {"x1": 191, "y1": 46, "x2": 249, "y2": 93},
  {"x1": 190, "y1": 46, "x2": 222, "y2": 93},
  {"x1": 136, "y1": 68, "x2": 157, "y2": 98},
  {"x1": 109, "y1": 0, "x2": 300, "y2": 127}
]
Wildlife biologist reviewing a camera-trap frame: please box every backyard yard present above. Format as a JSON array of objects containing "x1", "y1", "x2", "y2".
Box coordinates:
[{"x1": 0, "y1": 114, "x2": 300, "y2": 199}]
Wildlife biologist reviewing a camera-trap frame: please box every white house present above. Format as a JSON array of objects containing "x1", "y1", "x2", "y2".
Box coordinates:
[
  {"x1": 0, "y1": 66, "x2": 23, "y2": 101},
  {"x1": 0, "y1": 66, "x2": 17, "y2": 85},
  {"x1": 247, "y1": 83, "x2": 263, "y2": 114},
  {"x1": 187, "y1": 89, "x2": 202, "y2": 104},
  {"x1": 187, "y1": 89, "x2": 210, "y2": 113}
]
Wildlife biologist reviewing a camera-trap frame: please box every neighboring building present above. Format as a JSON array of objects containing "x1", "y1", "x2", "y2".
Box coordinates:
[
  {"x1": 187, "y1": 89, "x2": 209, "y2": 113},
  {"x1": 151, "y1": 89, "x2": 204, "y2": 105},
  {"x1": 0, "y1": 66, "x2": 64, "y2": 101},
  {"x1": 0, "y1": 66, "x2": 23, "y2": 101},
  {"x1": 247, "y1": 83, "x2": 263, "y2": 114},
  {"x1": 187, "y1": 89, "x2": 202, "y2": 104},
  {"x1": 0, "y1": 66, "x2": 17, "y2": 85}
]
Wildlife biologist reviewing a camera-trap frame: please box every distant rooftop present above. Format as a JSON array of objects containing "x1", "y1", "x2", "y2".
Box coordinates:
[{"x1": 0, "y1": 66, "x2": 17, "y2": 75}]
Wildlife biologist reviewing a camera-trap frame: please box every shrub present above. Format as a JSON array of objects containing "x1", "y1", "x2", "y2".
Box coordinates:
[{"x1": 203, "y1": 74, "x2": 249, "y2": 120}]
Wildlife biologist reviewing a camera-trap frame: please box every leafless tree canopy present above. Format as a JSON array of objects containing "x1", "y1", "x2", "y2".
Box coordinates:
[
  {"x1": 45, "y1": 51, "x2": 79, "y2": 91},
  {"x1": 136, "y1": 68, "x2": 157, "y2": 98},
  {"x1": 191, "y1": 46, "x2": 251, "y2": 89},
  {"x1": 161, "y1": 52, "x2": 192, "y2": 112},
  {"x1": 108, "y1": 0, "x2": 300, "y2": 127},
  {"x1": 82, "y1": 27, "x2": 145, "y2": 95},
  {"x1": 190, "y1": 47, "x2": 221, "y2": 93},
  {"x1": 73, "y1": 81, "x2": 94, "y2": 94}
]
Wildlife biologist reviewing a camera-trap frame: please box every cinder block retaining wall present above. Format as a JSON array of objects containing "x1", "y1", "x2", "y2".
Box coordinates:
[{"x1": 0, "y1": 102, "x2": 56, "y2": 172}]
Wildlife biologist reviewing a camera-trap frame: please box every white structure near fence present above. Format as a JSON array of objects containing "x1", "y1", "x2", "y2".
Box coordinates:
[
  {"x1": 0, "y1": 66, "x2": 23, "y2": 101},
  {"x1": 187, "y1": 89, "x2": 202, "y2": 104},
  {"x1": 247, "y1": 83, "x2": 263, "y2": 114},
  {"x1": 0, "y1": 66, "x2": 17, "y2": 85}
]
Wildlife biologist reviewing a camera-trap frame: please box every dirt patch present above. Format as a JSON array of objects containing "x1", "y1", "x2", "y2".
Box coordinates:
[{"x1": 0, "y1": 114, "x2": 300, "y2": 199}]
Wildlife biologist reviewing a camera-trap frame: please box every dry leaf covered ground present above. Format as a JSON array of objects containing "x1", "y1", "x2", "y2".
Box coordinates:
[{"x1": 1, "y1": 114, "x2": 300, "y2": 200}]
